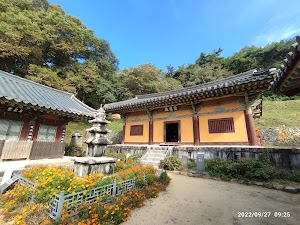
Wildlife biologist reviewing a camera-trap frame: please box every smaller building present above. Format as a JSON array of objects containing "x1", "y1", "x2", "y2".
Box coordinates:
[
  {"x1": 105, "y1": 69, "x2": 272, "y2": 146},
  {"x1": 0, "y1": 70, "x2": 95, "y2": 160}
]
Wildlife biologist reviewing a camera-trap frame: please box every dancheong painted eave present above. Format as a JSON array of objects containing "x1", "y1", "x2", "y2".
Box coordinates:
[
  {"x1": 271, "y1": 35, "x2": 300, "y2": 96},
  {"x1": 0, "y1": 70, "x2": 96, "y2": 119},
  {"x1": 104, "y1": 69, "x2": 273, "y2": 114}
]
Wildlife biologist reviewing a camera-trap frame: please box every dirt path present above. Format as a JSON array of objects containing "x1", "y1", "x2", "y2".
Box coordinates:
[{"x1": 124, "y1": 173, "x2": 300, "y2": 225}]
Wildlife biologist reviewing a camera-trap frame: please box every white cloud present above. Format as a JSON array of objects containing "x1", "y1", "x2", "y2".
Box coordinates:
[
  {"x1": 251, "y1": 1, "x2": 300, "y2": 46},
  {"x1": 253, "y1": 26, "x2": 300, "y2": 46}
]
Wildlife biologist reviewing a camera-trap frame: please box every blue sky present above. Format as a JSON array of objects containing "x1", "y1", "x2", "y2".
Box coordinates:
[{"x1": 49, "y1": 0, "x2": 300, "y2": 71}]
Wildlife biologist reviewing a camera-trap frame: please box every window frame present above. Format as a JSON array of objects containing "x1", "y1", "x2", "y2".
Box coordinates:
[
  {"x1": 0, "y1": 119, "x2": 23, "y2": 141},
  {"x1": 130, "y1": 125, "x2": 144, "y2": 136},
  {"x1": 37, "y1": 124, "x2": 57, "y2": 142},
  {"x1": 208, "y1": 117, "x2": 235, "y2": 134}
]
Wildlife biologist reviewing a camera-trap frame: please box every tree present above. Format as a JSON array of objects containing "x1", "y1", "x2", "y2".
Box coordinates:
[
  {"x1": 172, "y1": 48, "x2": 233, "y2": 87},
  {"x1": 0, "y1": 0, "x2": 118, "y2": 108},
  {"x1": 166, "y1": 64, "x2": 175, "y2": 78},
  {"x1": 224, "y1": 39, "x2": 294, "y2": 74},
  {"x1": 196, "y1": 48, "x2": 224, "y2": 66},
  {"x1": 173, "y1": 63, "x2": 233, "y2": 87},
  {"x1": 118, "y1": 64, "x2": 182, "y2": 99}
]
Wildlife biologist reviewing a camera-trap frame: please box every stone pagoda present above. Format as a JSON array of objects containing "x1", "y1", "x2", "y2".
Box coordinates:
[
  {"x1": 73, "y1": 107, "x2": 116, "y2": 177},
  {"x1": 85, "y1": 106, "x2": 112, "y2": 157}
]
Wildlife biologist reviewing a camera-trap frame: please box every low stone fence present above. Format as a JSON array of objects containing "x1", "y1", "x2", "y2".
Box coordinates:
[{"x1": 107, "y1": 145, "x2": 300, "y2": 170}]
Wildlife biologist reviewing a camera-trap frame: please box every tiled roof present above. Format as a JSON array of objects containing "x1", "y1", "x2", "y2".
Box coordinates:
[
  {"x1": 271, "y1": 36, "x2": 300, "y2": 96},
  {"x1": 105, "y1": 69, "x2": 272, "y2": 113},
  {"x1": 0, "y1": 70, "x2": 96, "y2": 118}
]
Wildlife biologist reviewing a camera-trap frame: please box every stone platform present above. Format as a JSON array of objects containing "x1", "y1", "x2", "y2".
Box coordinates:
[{"x1": 72, "y1": 157, "x2": 117, "y2": 177}]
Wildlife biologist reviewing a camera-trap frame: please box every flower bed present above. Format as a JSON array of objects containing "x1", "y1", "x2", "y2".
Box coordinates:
[
  {"x1": 63, "y1": 181, "x2": 168, "y2": 225},
  {"x1": 0, "y1": 162, "x2": 170, "y2": 225}
]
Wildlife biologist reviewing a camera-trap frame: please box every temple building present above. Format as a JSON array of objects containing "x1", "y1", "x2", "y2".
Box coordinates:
[
  {"x1": 0, "y1": 70, "x2": 95, "y2": 160},
  {"x1": 104, "y1": 69, "x2": 273, "y2": 146}
]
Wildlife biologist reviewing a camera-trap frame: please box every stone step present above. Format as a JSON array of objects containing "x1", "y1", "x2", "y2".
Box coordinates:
[
  {"x1": 141, "y1": 159, "x2": 161, "y2": 163},
  {"x1": 144, "y1": 156, "x2": 164, "y2": 161},
  {"x1": 146, "y1": 150, "x2": 168, "y2": 154},
  {"x1": 141, "y1": 159, "x2": 161, "y2": 165},
  {"x1": 144, "y1": 153, "x2": 166, "y2": 158},
  {"x1": 150, "y1": 146, "x2": 171, "y2": 149},
  {"x1": 141, "y1": 160, "x2": 160, "y2": 167}
]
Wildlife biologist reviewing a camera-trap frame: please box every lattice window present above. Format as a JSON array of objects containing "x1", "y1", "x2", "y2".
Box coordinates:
[
  {"x1": 0, "y1": 119, "x2": 23, "y2": 141},
  {"x1": 37, "y1": 124, "x2": 57, "y2": 142},
  {"x1": 130, "y1": 125, "x2": 143, "y2": 136},
  {"x1": 208, "y1": 118, "x2": 235, "y2": 133}
]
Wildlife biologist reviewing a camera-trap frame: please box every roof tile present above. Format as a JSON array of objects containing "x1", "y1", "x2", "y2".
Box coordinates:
[
  {"x1": 0, "y1": 70, "x2": 96, "y2": 118},
  {"x1": 105, "y1": 69, "x2": 272, "y2": 113}
]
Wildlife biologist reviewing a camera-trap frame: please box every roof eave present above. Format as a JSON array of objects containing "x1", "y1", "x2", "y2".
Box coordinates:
[
  {"x1": 0, "y1": 97, "x2": 94, "y2": 120},
  {"x1": 105, "y1": 79, "x2": 272, "y2": 114}
]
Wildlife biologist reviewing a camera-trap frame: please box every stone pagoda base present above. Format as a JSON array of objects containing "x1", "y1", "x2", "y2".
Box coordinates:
[{"x1": 72, "y1": 157, "x2": 117, "y2": 177}]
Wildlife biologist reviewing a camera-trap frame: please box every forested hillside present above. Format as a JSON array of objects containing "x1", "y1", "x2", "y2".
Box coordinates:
[{"x1": 0, "y1": 0, "x2": 297, "y2": 109}]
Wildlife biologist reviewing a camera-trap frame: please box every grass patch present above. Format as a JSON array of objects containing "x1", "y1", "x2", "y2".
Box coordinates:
[
  {"x1": 255, "y1": 100, "x2": 300, "y2": 128},
  {"x1": 107, "y1": 119, "x2": 123, "y2": 134},
  {"x1": 65, "y1": 119, "x2": 123, "y2": 144}
]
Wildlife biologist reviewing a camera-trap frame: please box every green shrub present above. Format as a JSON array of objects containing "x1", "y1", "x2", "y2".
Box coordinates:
[
  {"x1": 188, "y1": 161, "x2": 197, "y2": 170},
  {"x1": 290, "y1": 171, "x2": 300, "y2": 182},
  {"x1": 159, "y1": 171, "x2": 171, "y2": 184},
  {"x1": 110, "y1": 131, "x2": 123, "y2": 144},
  {"x1": 162, "y1": 156, "x2": 182, "y2": 171},
  {"x1": 205, "y1": 150, "x2": 300, "y2": 182},
  {"x1": 128, "y1": 153, "x2": 143, "y2": 161},
  {"x1": 206, "y1": 150, "x2": 270, "y2": 180}
]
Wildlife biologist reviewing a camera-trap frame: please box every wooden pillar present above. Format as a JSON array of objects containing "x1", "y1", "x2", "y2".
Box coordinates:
[
  {"x1": 32, "y1": 121, "x2": 40, "y2": 142},
  {"x1": 191, "y1": 104, "x2": 200, "y2": 146},
  {"x1": 121, "y1": 114, "x2": 126, "y2": 144},
  {"x1": 19, "y1": 120, "x2": 31, "y2": 141},
  {"x1": 244, "y1": 96, "x2": 258, "y2": 146},
  {"x1": 147, "y1": 110, "x2": 153, "y2": 145},
  {"x1": 149, "y1": 120, "x2": 153, "y2": 145},
  {"x1": 193, "y1": 116, "x2": 200, "y2": 145},
  {"x1": 121, "y1": 123, "x2": 126, "y2": 144}
]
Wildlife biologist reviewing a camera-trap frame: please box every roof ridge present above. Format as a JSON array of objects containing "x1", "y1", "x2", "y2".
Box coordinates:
[
  {"x1": 136, "y1": 69, "x2": 260, "y2": 100},
  {"x1": 70, "y1": 95, "x2": 97, "y2": 112},
  {"x1": 0, "y1": 70, "x2": 73, "y2": 96},
  {"x1": 104, "y1": 68, "x2": 272, "y2": 111}
]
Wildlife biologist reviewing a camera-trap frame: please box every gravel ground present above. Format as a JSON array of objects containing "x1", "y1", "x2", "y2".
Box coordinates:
[{"x1": 124, "y1": 173, "x2": 300, "y2": 225}]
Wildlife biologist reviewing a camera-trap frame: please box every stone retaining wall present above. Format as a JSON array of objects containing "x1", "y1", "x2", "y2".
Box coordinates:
[
  {"x1": 106, "y1": 145, "x2": 148, "y2": 155},
  {"x1": 172, "y1": 146, "x2": 300, "y2": 170},
  {"x1": 259, "y1": 127, "x2": 300, "y2": 147},
  {"x1": 106, "y1": 145, "x2": 300, "y2": 170}
]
